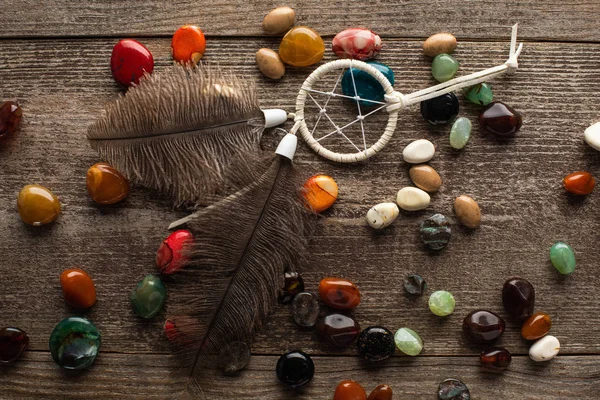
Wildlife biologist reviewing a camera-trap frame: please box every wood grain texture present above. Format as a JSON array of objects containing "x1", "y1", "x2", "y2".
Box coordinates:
[
  {"x1": 0, "y1": 0, "x2": 599, "y2": 41},
  {"x1": 0, "y1": 34, "x2": 599, "y2": 398}
]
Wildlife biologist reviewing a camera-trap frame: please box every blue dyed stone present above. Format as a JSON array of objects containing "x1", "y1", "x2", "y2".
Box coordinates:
[{"x1": 341, "y1": 62, "x2": 394, "y2": 107}]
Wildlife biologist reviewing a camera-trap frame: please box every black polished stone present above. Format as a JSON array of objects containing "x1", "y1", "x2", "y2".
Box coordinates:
[
  {"x1": 420, "y1": 93, "x2": 459, "y2": 125},
  {"x1": 356, "y1": 326, "x2": 395, "y2": 362},
  {"x1": 275, "y1": 350, "x2": 314, "y2": 388}
]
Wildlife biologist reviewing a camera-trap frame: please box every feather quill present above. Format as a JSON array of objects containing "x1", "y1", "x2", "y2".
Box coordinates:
[
  {"x1": 164, "y1": 151, "x2": 313, "y2": 398},
  {"x1": 87, "y1": 64, "x2": 266, "y2": 206}
]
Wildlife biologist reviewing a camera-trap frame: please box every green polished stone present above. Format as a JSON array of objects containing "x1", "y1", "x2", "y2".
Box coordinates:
[
  {"x1": 131, "y1": 274, "x2": 167, "y2": 318},
  {"x1": 49, "y1": 316, "x2": 100, "y2": 370},
  {"x1": 431, "y1": 54, "x2": 459, "y2": 83},
  {"x1": 449, "y1": 117, "x2": 472, "y2": 150},
  {"x1": 429, "y1": 290, "x2": 456, "y2": 316},
  {"x1": 463, "y1": 83, "x2": 493, "y2": 106},
  {"x1": 394, "y1": 327, "x2": 423, "y2": 356},
  {"x1": 550, "y1": 242, "x2": 576, "y2": 274}
]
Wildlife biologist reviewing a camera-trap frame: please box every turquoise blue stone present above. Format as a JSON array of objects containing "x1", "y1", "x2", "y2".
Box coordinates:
[
  {"x1": 463, "y1": 83, "x2": 493, "y2": 106},
  {"x1": 131, "y1": 274, "x2": 167, "y2": 318},
  {"x1": 49, "y1": 316, "x2": 100, "y2": 370},
  {"x1": 549, "y1": 242, "x2": 576, "y2": 274},
  {"x1": 449, "y1": 117, "x2": 472, "y2": 150},
  {"x1": 341, "y1": 62, "x2": 394, "y2": 107}
]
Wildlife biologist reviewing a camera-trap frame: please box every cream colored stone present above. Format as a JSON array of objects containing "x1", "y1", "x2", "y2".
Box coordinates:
[
  {"x1": 366, "y1": 202, "x2": 399, "y2": 229},
  {"x1": 255, "y1": 48, "x2": 285, "y2": 79},
  {"x1": 423, "y1": 33, "x2": 457, "y2": 57},
  {"x1": 529, "y1": 335, "x2": 560, "y2": 362},
  {"x1": 262, "y1": 7, "x2": 296, "y2": 35},
  {"x1": 396, "y1": 187, "x2": 430, "y2": 211},
  {"x1": 584, "y1": 121, "x2": 600, "y2": 151},
  {"x1": 402, "y1": 139, "x2": 435, "y2": 164}
]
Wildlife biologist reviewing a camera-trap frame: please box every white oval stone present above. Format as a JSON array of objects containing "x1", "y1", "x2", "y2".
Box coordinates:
[
  {"x1": 396, "y1": 187, "x2": 431, "y2": 211},
  {"x1": 529, "y1": 335, "x2": 560, "y2": 362},
  {"x1": 366, "y1": 202, "x2": 399, "y2": 229},
  {"x1": 584, "y1": 121, "x2": 600, "y2": 151},
  {"x1": 402, "y1": 139, "x2": 435, "y2": 163}
]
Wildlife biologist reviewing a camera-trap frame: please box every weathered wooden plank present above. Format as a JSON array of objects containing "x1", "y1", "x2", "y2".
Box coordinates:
[
  {"x1": 1, "y1": 352, "x2": 598, "y2": 399},
  {"x1": 0, "y1": 0, "x2": 599, "y2": 41}
]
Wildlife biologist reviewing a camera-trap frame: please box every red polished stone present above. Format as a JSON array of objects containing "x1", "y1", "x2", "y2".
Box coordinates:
[
  {"x1": 521, "y1": 312, "x2": 552, "y2": 340},
  {"x1": 463, "y1": 310, "x2": 505, "y2": 343},
  {"x1": 0, "y1": 101, "x2": 22, "y2": 138},
  {"x1": 563, "y1": 171, "x2": 595, "y2": 195},
  {"x1": 367, "y1": 384, "x2": 393, "y2": 400},
  {"x1": 319, "y1": 277, "x2": 361, "y2": 310},
  {"x1": 480, "y1": 347, "x2": 512, "y2": 372},
  {"x1": 316, "y1": 313, "x2": 361, "y2": 347},
  {"x1": 334, "y1": 380, "x2": 367, "y2": 400},
  {"x1": 60, "y1": 268, "x2": 97, "y2": 309},
  {"x1": 479, "y1": 102, "x2": 522, "y2": 136},
  {"x1": 156, "y1": 230, "x2": 194, "y2": 274},
  {"x1": 110, "y1": 39, "x2": 154, "y2": 87},
  {"x1": 0, "y1": 327, "x2": 29, "y2": 363}
]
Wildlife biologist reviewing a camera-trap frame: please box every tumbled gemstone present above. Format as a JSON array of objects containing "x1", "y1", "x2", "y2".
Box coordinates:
[
  {"x1": 429, "y1": 290, "x2": 455, "y2": 317},
  {"x1": 60, "y1": 268, "x2": 97, "y2": 309},
  {"x1": 17, "y1": 184, "x2": 61, "y2": 226},
  {"x1": 463, "y1": 83, "x2": 493, "y2": 106},
  {"x1": 292, "y1": 292, "x2": 320, "y2": 328},
  {"x1": 0, "y1": 101, "x2": 23, "y2": 138},
  {"x1": 420, "y1": 213, "x2": 451, "y2": 250},
  {"x1": 403, "y1": 274, "x2": 427, "y2": 295},
  {"x1": 432, "y1": 54, "x2": 459, "y2": 82},
  {"x1": 276, "y1": 350, "x2": 314, "y2": 387},
  {"x1": 396, "y1": 186, "x2": 430, "y2": 211},
  {"x1": 366, "y1": 202, "x2": 399, "y2": 229},
  {"x1": 394, "y1": 327, "x2": 423, "y2": 356},
  {"x1": 332, "y1": 28, "x2": 382, "y2": 60},
  {"x1": 356, "y1": 326, "x2": 396, "y2": 362},
  {"x1": 319, "y1": 277, "x2": 361, "y2": 310},
  {"x1": 480, "y1": 347, "x2": 511, "y2": 372},
  {"x1": 449, "y1": 117, "x2": 472, "y2": 150},
  {"x1": 502, "y1": 277, "x2": 535, "y2": 320},
  {"x1": 0, "y1": 327, "x2": 29, "y2": 363},
  {"x1": 262, "y1": 6, "x2": 296, "y2": 35},
  {"x1": 438, "y1": 378, "x2": 470, "y2": 400},
  {"x1": 219, "y1": 341, "x2": 251, "y2": 374},
  {"x1": 278, "y1": 26, "x2": 325, "y2": 67},
  {"x1": 316, "y1": 313, "x2": 361, "y2": 347},
  {"x1": 549, "y1": 242, "x2": 576, "y2": 274},
  {"x1": 529, "y1": 335, "x2": 560, "y2": 362},
  {"x1": 463, "y1": 310, "x2": 505, "y2": 343},
  {"x1": 303, "y1": 174, "x2": 338, "y2": 213},
  {"x1": 479, "y1": 102, "x2": 522, "y2": 136},
  {"x1": 563, "y1": 171, "x2": 595, "y2": 195},
  {"x1": 420, "y1": 93, "x2": 459, "y2": 125},
  {"x1": 278, "y1": 271, "x2": 305, "y2": 304},
  {"x1": 130, "y1": 274, "x2": 167, "y2": 319},
  {"x1": 334, "y1": 380, "x2": 367, "y2": 400},
  {"x1": 409, "y1": 164, "x2": 442, "y2": 193},
  {"x1": 423, "y1": 33, "x2": 457, "y2": 57},
  {"x1": 110, "y1": 39, "x2": 154, "y2": 87},
  {"x1": 156, "y1": 229, "x2": 194, "y2": 275},
  {"x1": 584, "y1": 121, "x2": 600, "y2": 151},
  {"x1": 256, "y1": 48, "x2": 286, "y2": 80},
  {"x1": 453, "y1": 195, "x2": 481, "y2": 229},
  {"x1": 171, "y1": 25, "x2": 206, "y2": 65},
  {"x1": 368, "y1": 384, "x2": 393, "y2": 400},
  {"x1": 49, "y1": 316, "x2": 100, "y2": 370},
  {"x1": 342, "y1": 62, "x2": 394, "y2": 107},
  {"x1": 521, "y1": 312, "x2": 552, "y2": 340},
  {"x1": 86, "y1": 162, "x2": 130, "y2": 205},
  {"x1": 402, "y1": 139, "x2": 435, "y2": 164}
]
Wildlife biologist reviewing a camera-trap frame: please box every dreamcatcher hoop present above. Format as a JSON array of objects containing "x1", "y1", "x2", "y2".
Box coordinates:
[{"x1": 290, "y1": 23, "x2": 524, "y2": 163}]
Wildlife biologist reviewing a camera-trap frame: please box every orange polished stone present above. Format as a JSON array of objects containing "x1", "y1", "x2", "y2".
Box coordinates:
[
  {"x1": 334, "y1": 380, "x2": 367, "y2": 400},
  {"x1": 17, "y1": 184, "x2": 61, "y2": 226},
  {"x1": 303, "y1": 174, "x2": 338, "y2": 213},
  {"x1": 60, "y1": 268, "x2": 97, "y2": 308},
  {"x1": 368, "y1": 385, "x2": 393, "y2": 400},
  {"x1": 87, "y1": 162, "x2": 130, "y2": 205},
  {"x1": 563, "y1": 171, "x2": 595, "y2": 195},
  {"x1": 278, "y1": 26, "x2": 325, "y2": 67},
  {"x1": 521, "y1": 312, "x2": 552, "y2": 340},
  {"x1": 319, "y1": 277, "x2": 361, "y2": 310},
  {"x1": 171, "y1": 25, "x2": 206, "y2": 65}
]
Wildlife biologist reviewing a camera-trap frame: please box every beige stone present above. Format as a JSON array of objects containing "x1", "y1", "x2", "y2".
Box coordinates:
[
  {"x1": 255, "y1": 48, "x2": 285, "y2": 79},
  {"x1": 262, "y1": 6, "x2": 296, "y2": 35},
  {"x1": 454, "y1": 195, "x2": 481, "y2": 228},
  {"x1": 423, "y1": 33, "x2": 457, "y2": 57},
  {"x1": 409, "y1": 164, "x2": 442, "y2": 193}
]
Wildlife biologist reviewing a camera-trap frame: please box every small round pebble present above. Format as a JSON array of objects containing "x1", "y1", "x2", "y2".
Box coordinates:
[
  {"x1": 402, "y1": 139, "x2": 435, "y2": 163},
  {"x1": 432, "y1": 54, "x2": 459, "y2": 82},
  {"x1": 420, "y1": 214, "x2": 451, "y2": 250},
  {"x1": 423, "y1": 33, "x2": 457, "y2": 57},
  {"x1": 480, "y1": 347, "x2": 512, "y2": 372},
  {"x1": 404, "y1": 274, "x2": 427, "y2": 295},
  {"x1": 429, "y1": 290, "x2": 455, "y2": 316},
  {"x1": 276, "y1": 350, "x2": 314, "y2": 387},
  {"x1": 262, "y1": 6, "x2": 296, "y2": 35},
  {"x1": 563, "y1": 171, "x2": 595, "y2": 195},
  {"x1": 453, "y1": 195, "x2": 481, "y2": 229},
  {"x1": 17, "y1": 184, "x2": 61, "y2": 226},
  {"x1": 219, "y1": 341, "x2": 251, "y2": 374},
  {"x1": 529, "y1": 335, "x2": 560, "y2": 362},
  {"x1": 130, "y1": 274, "x2": 167, "y2": 319},
  {"x1": 549, "y1": 242, "x2": 576, "y2": 275},
  {"x1": 334, "y1": 380, "x2": 367, "y2": 400},
  {"x1": 0, "y1": 327, "x2": 29, "y2": 363},
  {"x1": 255, "y1": 48, "x2": 285, "y2": 80},
  {"x1": 110, "y1": 39, "x2": 154, "y2": 87},
  {"x1": 449, "y1": 117, "x2": 472, "y2": 150},
  {"x1": 366, "y1": 202, "x2": 399, "y2": 229},
  {"x1": 396, "y1": 187, "x2": 430, "y2": 211},
  {"x1": 278, "y1": 271, "x2": 305, "y2": 304},
  {"x1": 356, "y1": 326, "x2": 396, "y2": 362},
  {"x1": 394, "y1": 327, "x2": 423, "y2": 356},
  {"x1": 521, "y1": 312, "x2": 552, "y2": 341},
  {"x1": 409, "y1": 164, "x2": 442, "y2": 193},
  {"x1": 292, "y1": 292, "x2": 320, "y2": 328},
  {"x1": 463, "y1": 83, "x2": 493, "y2": 106},
  {"x1": 421, "y1": 93, "x2": 459, "y2": 125},
  {"x1": 367, "y1": 384, "x2": 393, "y2": 400},
  {"x1": 60, "y1": 268, "x2": 96, "y2": 309},
  {"x1": 49, "y1": 316, "x2": 100, "y2": 370},
  {"x1": 584, "y1": 121, "x2": 600, "y2": 151},
  {"x1": 438, "y1": 378, "x2": 470, "y2": 400},
  {"x1": 317, "y1": 313, "x2": 360, "y2": 347}
]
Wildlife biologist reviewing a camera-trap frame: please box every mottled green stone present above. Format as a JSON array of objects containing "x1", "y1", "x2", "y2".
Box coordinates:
[
  {"x1": 550, "y1": 242, "x2": 576, "y2": 274},
  {"x1": 429, "y1": 291, "x2": 456, "y2": 316},
  {"x1": 463, "y1": 83, "x2": 493, "y2": 106},
  {"x1": 431, "y1": 54, "x2": 459, "y2": 83},
  {"x1": 394, "y1": 327, "x2": 423, "y2": 356},
  {"x1": 49, "y1": 316, "x2": 100, "y2": 370},
  {"x1": 449, "y1": 117, "x2": 472, "y2": 150},
  {"x1": 131, "y1": 274, "x2": 167, "y2": 318}
]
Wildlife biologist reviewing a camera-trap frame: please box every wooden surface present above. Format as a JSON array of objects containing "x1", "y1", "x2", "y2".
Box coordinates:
[{"x1": 0, "y1": 1, "x2": 599, "y2": 398}]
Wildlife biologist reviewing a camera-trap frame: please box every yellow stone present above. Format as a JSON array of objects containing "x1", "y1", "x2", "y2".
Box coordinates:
[
  {"x1": 17, "y1": 184, "x2": 61, "y2": 226},
  {"x1": 278, "y1": 26, "x2": 325, "y2": 67}
]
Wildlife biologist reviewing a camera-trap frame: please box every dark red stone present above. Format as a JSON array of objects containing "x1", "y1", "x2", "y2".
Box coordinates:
[
  {"x1": 480, "y1": 347, "x2": 512, "y2": 372},
  {"x1": 463, "y1": 310, "x2": 505, "y2": 343},
  {"x1": 110, "y1": 39, "x2": 154, "y2": 87},
  {"x1": 0, "y1": 101, "x2": 22, "y2": 138},
  {"x1": 316, "y1": 313, "x2": 361, "y2": 347},
  {"x1": 479, "y1": 101, "x2": 522, "y2": 136},
  {"x1": 502, "y1": 277, "x2": 535, "y2": 320},
  {"x1": 0, "y1": 327, "x2": 29, "y2": 363}
]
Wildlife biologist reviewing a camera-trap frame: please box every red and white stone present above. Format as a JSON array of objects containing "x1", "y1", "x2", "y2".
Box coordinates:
[{"x1": 332, "y1": 28, "x2": 382, "y2": 60}]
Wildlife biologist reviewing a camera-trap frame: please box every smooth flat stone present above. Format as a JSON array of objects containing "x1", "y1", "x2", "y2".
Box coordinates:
[
  {"x1": 110, "y1": 39, "x2": 154, "y2": 86},
  {"x1": 449, "y1": 117, "x2": 472, "y2": 150},
  {"x1": 130, "y1": 274, "x2": 167, "y2": 318},
  {"x1": 394, "y1": 327, "x2": 423, "y2": 356},
  {"x1": 356, "y1": 326, "x2": 396, "y2": 362},
  {"x1": 256, "y1": 48, "x2": 285, "y2": 79},
  {"x1": 17, "y1": 184, "x2": 61, "y2": 226},
  {"x1": 402, "y1": 139, "x2": 435, "y2": 163},
  {"x1": 366, "y1": 202, "x2": 399, "y2": 229},
  {"x1": 262, "y1": 6, "x2": 295, "y2": 35},
  {"x1": 292, "y1": 292, "x2": 320, "y2": 328},
  {"x1": 584, "y1": 121, "x2": 600, "y2": 151},
  {"x1": 429, "y1": 290, "x2": 455, "y2": 316},
  {"x1": 438, "y1": 378, "x2": 470, "y2": 400},
  {"x1": 60, "y1": 268, "x2": 96, "y2": 309},
  {"x1": 549, "y1": 242, "x2": 576, "y2": 274},
  {"x1": 409, "y1": 164, "x2": 442, "y2": 193},
  {"x1": 396, "y1": 187, "x2": 430, "y2": 211},
  {"x1": 453, "y1": 195, "x2": 481, "y2": 229},
  {"x1": 463, "y1": 83, "x2": 493, "y2": 106},
  {"x1": 423, "y1": 33, "x2": 457, "y2": 57},
  {"x1": 278, "y1": 26, "x2": 324, "y2": 67},
  {"x1": 432, "y1": 53, "x2": 459, "y2": 82},
  {"x1": 49, "y1": 317, "x2": 100, "y2": 370},
  {"x1": 156, "y1": 229, "x2": 194, "y2": 275},
  {"x1": 529, "y1": 335, "x2": 560, "y2": 362}
]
